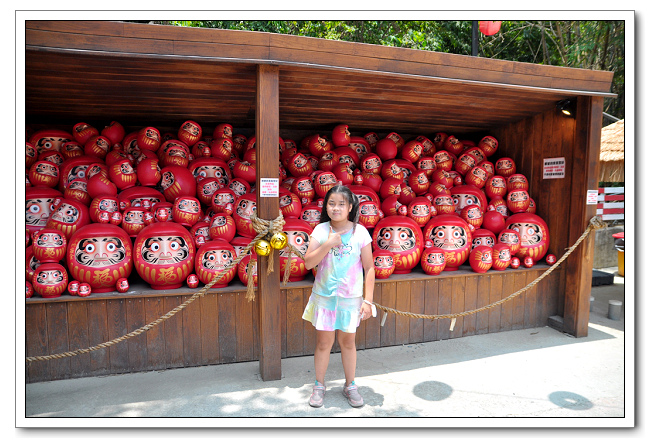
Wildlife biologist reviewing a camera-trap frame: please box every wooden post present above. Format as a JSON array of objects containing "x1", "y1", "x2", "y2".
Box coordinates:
[
  {"x1": 255, "y1": 64, "x2": 282, "y2": 380},
  {"x1": 563, "y1": 96, "x2": 603, "y2": 337}
]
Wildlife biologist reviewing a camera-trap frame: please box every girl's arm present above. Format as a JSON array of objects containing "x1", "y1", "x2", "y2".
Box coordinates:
[
  {"x1": 304, "y1": 227, "x2": 341, "y2": 270},
  {"x1": 360, "y1": 242, "x2": 375, "y2": 320}
]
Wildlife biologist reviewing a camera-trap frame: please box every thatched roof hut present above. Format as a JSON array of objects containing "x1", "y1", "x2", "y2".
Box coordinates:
[{"x1": 599, "y1": 119, "x2": 624, "y2": 182}]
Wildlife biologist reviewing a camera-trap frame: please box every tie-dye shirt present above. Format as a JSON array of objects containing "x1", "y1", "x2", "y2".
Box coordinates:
[{"x1": 310, "y1": 222, "x2": 372, "y2": 298}]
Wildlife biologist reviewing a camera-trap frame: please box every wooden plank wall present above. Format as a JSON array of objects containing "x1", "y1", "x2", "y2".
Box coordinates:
[{"x1": 26, "y1": 269, "x2": 557, "y2": 383}]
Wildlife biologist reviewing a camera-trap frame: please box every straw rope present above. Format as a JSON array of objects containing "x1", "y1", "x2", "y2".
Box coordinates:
[
  {"x1": 26, "y1": 214, "x2": 605, "y2": 363},
  {"x1": 26, "y1": 211, "x2": 286, "y2": 364}
]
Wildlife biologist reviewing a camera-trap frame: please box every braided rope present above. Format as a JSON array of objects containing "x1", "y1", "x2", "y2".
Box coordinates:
[
  {"x1": 26, "y1": 212, "x2": 286, "y2": 364},
  {"x1": 26, "y1": 214, "x2": 605, "y2": 363}
]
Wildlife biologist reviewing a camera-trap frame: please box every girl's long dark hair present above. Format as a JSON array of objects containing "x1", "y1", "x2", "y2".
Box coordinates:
[{"x1": 319, "y1": 184, "x2": 360, "y2": 230}]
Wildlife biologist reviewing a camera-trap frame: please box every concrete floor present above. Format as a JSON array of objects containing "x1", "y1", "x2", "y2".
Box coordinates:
[{"x1": 18, "y1": 266, "x2": 633, "y2": 429}]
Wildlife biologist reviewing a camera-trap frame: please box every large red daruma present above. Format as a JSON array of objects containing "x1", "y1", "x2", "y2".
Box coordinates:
[
  {"x1": 504, "y1": 213, "x2": 550, "y2": 264},
  {"x1": 423, "y1": 214, "x2": 472, "y2": 271},
  {"x1": 279, "y1": 218, "x2": 313, "y2": 282},
  {"x1": 372, "y1": 216, "x2": 424, "y2": 274},
  {"x1": 45, "y1": 197, "x2": 91, "y2": 239},
  {"x1": 233, "y1": 192, "x2": 257, "y2": 238},
  {"x1": 66, "y1": 224, "x2": 133, "y2": 292},
  {"x1": 194, "y1": 240, "x2": 237, "y2": 288},
  {"x1": 134, "y1": 222, "x2": 195, "y2": 290}
]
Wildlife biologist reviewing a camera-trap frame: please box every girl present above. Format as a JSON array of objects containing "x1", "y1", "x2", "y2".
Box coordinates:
[{"x1": 302, "y1": 184, "x2": 375, "y2": 408}]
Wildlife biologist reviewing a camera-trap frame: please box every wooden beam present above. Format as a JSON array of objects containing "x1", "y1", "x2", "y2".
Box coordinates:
[
  {"x1": 563, "y1": 96, "x2": 603, "y2": 337},
  {"x1": 255, "y1": 64, "x2": 282, "y2": 380}
]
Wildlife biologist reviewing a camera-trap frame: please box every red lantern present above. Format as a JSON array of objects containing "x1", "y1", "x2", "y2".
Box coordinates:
[
  {"x1": 332, "y1": 124, "x2": 351, "y2": 147},
  {"x1": 423, "y1": 214, "x2": 472, "y2": 270},
  {"x1": 373, "y1": 249, "x2": 395, "y2": 279},
  {"x1": 372, "y1": 216, "x2": 424, "y2": 274},
  {"x1": 32, "y1": 262, "x2": 68, "y2": 298},
  {"x1": 505, "y1": 213, "x2": 550, "y2": 264},
  {"x1": 491, "y1": 243, "x2": 511, "y2": 271},
  {"x1": 134, "y1": 221, "x2": 195, "y2": 290},
  {"x1": 478, "y1": 136, "x2": 499, "y2": 157},
  {"x1": 506, "y1": 189, "x2": 531, "y2": 214},
  {"x1": 195, "y1": 240, "x2": 238, "y2": 288},
  {"x1": 469, "y1": 245, "x2": 493, "y2": 273},
  {"x1": 28, "y1": 160, "x2": 59, "y2": 188},
  {"x1": 495, "y1": 157, "x2": 516, "y2": 177},
  {"x1": 116, "y1": 277, "x2": 130, "y2": 293},
  {"x1": 279, "y1": 218, "x2": 313, "y2": 282},
  {"x1": 32, "y1": 229, "x2": 67, "y2": 263},
  {"x1": 498, "y1": 229, "x2": 521, "y2": 256},
  {"x1": 26, "y1": 186, "x2": 63, "y2": 232},
  {"x1": 121, "y1": 207, "x2": 147, "y2": 237},
  {"x1": 421, "y1": 246, "x2": 446, "y2": 276},
  {"x1": 45, "y1": 197, "x2": 90, "y2": 239}
]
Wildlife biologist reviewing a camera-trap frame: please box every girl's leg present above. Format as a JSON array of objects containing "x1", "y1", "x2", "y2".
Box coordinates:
[
  {"x1": 314, "y1": 330, "x2": 336, "y2": 384},
  {"x1": 337, "y1": 330, "x2": 357, "y2": 386}
]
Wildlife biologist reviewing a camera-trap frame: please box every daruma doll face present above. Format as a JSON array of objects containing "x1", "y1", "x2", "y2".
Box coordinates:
[
  {"x1": 505, "y1": 213, "x2": 550, "y2": 263},
  {"x1": 141, "y1": 236, "x2": 191, "y2": 265},
  {"x1": 423, "y1": 215, "x2": 472, "y2": 270},
  {"x1": 372, "y1": 216, "x2": 423, "y2": 274},
  {"x1": 66, "y1": 224, "x2": 133, "y2": 293}
]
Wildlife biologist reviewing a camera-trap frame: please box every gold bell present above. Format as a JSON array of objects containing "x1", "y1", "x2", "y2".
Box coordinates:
[
  {"x1": 254, "y1": 239, "x2": 271, "y2": 257},
  {"x1": 269, "y1": 232, "x2": 288, "y2": 250}
]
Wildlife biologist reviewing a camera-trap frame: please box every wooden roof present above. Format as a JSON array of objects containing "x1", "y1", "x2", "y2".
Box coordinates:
[{"x1": 24, "y1": 21, "x2": 615, "y2": 136}]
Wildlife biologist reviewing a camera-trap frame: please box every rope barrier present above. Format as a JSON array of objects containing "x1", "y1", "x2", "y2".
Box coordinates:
[{"x1": 26, "y1": 214, "x2": 605, "y2": 363}]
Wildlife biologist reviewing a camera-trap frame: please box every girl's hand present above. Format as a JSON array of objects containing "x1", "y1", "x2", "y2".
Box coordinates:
[
  {"x1": 360, "y1": 302, "x2": 373, "y2": 321},
  {"x1": 326, "y1": 227, "x2": 342, "y2": 248}
]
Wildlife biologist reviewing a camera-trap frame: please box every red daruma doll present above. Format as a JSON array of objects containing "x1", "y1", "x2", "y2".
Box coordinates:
[
  {"x1": 134, "y1": 222, "x2": 195, "y2": 290},
  {"x1": 31, "y1": 229, "x2": 67, "y2": 263},
  {"x1": 194, "y1": 240, "x2": 238, "y2": 288},
  {"x1": 233, "y1": 193, "x2": 257, "y2": 239},
  {"x1": 423, "y1": 214, "x2": 472, "y2": 271},
  {"x1": 372, "y1": 216, "x2": 424, "y2": 274},
  {"x1": 421, "y1": 246, "x2": 446, "y2": 276},
  {"x1": 469, "y1": 245, "x2": 493, "y2": 273},
  {"x1": 45, "y1": 198, "x2": 90, "y2": 239},
  {"x1": 505, "y1": 213, "x2": 550, "y2": 264},
  {"x1": 66, "y1": 224, "x2": 133, "y2": 292},
  {"x1": 373, "y1": 249, "x2": 395, "y2": 279},
  {"x1": 491, "y1": 243, "x2": 512, "y2": 271},
  {"x1": 279, "y1": 218, "x2": 313, "y2": 282},
  {"x1": 32, "y1": 263, "x2": 68, "y2": 298}
]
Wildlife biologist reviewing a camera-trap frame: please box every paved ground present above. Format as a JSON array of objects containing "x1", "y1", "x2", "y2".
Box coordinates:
[{"x1": 19, "y1": 266, "x2": 634, "y2": 429}]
